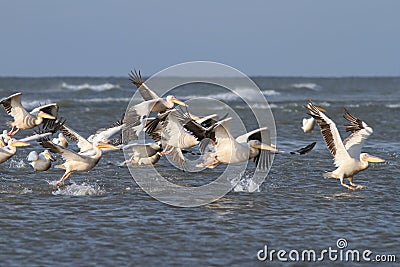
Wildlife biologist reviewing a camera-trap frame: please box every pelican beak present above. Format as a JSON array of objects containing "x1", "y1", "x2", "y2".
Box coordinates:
[
  {"x1": 365, "y1": 155, "x2": 386, "y2": 163},
  {"x1": 10, "y1": 140, "x2": 30, "y2": 147},
  {"x1": 172, "y1": 98, "x2": 188, "y2": 107},
  {"x1": 44, "y1": 151, "x2": 56, "y2": 161},
  {"x1": 96, "y1": 142, "x2": 120, "y2": 150},
  {"x1": 252, "y1": 143, "x2": 278, "y2": 152},
  {"x1": 0, "y1": 139, "x2": 5, "y2": 147},
  {"x1": 37, "y1": 111, "x2": 56, "y2": 120},
  {"x1": 316, "y1": 106, "x2": 327, "y2": 112}
]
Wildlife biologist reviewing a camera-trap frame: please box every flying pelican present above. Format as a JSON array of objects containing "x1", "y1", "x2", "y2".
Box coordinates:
[
  {"x1": 306, "y1": 101, "x2": 385, "y2": 190},
  {"x1": 39, "y1": 138, "x2": 119, "y2": 186},
  {"x1": 0, "y1": 92, "x2": 58, "y2": 135},
  {"x1": 0, "y1": 138, "x2": 30, "y2": 164},
  {"x1": 120, "y1": 143, "x2": 161, "y2": 166},
  {"x1": 302, "y1": 103, "x2": 326, "y2": 133},
  {"x1": 27, "y1": 150, "x2": 55, "y2": 171},
  {"x1": 302, "y1": 117, "x2": 316, "y2": 133},
  {"x1": 194, "y1": 117, "x2": 277, "y2": 170}
]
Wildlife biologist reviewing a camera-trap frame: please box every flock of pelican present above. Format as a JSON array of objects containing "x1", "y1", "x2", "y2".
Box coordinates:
[{"x1": 0, "y1": 70, "x2": 385, "y2": 191}]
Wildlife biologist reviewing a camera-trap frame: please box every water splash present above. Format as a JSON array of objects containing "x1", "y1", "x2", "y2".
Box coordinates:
[
  {"x1": 51, "y1": 181, "x2": 106, "y2": 196},
  {"x1": 8, "y1": 159, "x2": 27, "y2": 169}
]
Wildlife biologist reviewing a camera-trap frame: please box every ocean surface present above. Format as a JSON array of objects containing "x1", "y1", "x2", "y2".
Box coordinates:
[{"x1": 0, "y1": 76, "x2": 398, "y2": 266}]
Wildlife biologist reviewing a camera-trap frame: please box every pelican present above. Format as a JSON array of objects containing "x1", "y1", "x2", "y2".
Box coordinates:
[
  {"x1": 39, "y1": 138, "x2": 119, "y2": 186},
  {"x1": 120, "y1": 143, "x2": 161, "y2": 165},
  {"x1": 0, "y1": 139, "x2": 30, "y2": 164},
  {"x1": 195, "y1": 117, "x2": 277, "y2": 170},
  {"x1": 302, "y1": 117, "x2": 316, "y2": 133},
  {"x1": 0, "y1": 92, "x2": 57, "y2": 135},
  {"x1": 306, "y1": 101, "x2": 385, "y2": 190},
  {"x1": 27, "y1": 150, "x2": 55, "y2": 171}
]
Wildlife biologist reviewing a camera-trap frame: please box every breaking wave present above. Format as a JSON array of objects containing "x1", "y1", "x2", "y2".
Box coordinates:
[
  {"x1": 62, "y1": 82, "x2": 120, "y2": 91},
  {"x1": 290, "y1": 83, "x2": 321, "y2": 91}
]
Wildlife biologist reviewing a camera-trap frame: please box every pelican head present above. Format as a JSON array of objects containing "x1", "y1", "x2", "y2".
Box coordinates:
[
  {"x1": 361, "y1": 153, "x2": 385, "y2": 163},
  {"x1": 43, "y1": 150, "x2": 55, "y2": 161},
  {"x1": 9, "y1": 139, "x2": 30, "y2": 147},
  {"x1": 166, "y1": 95, "x2": 188, "y2": 107},
  {"x1": 37, "y1": 111, "x2": 56, "y2": 120}
]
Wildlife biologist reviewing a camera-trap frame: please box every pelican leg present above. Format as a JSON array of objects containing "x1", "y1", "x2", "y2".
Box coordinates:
[
  {"x1": 56, "y1": 171, "x2": 73, "y2": 187},
  {"x1": 7, "y1": 126, "x2": 19, "y2": 136},
  {"x1": 160, "y1": 146, "x2": 174, "y2": 156},
  {"x1": 348, "y1": 177, "x2": 365, "y2": 189},
  {"x1": 340, "y1": 178, "x2": 356, "y2": 191}
]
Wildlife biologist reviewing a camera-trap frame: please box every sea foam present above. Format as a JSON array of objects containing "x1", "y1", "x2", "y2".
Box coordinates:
[{"x1": 61, "y1": 82, "x2": 120, "y2": 91}]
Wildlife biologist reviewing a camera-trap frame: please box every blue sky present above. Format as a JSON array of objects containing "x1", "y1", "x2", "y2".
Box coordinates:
[{"x1": 0, "y1": 0, "x2": 399, "y2": 77}]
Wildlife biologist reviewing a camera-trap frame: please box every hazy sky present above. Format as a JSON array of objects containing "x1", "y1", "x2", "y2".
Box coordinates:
[{"x1": 1, "y1": 1, "x2": 399, "y2": 77}]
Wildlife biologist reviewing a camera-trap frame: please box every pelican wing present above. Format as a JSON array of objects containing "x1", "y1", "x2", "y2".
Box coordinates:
[
  {"x1": 129, "y1": 69, "x2": 159, "y2": 100},
  {"x1": 213, "y1": 117, "x2": 233, "y2": 142},
  {"x1": 342, "y1": 109, "x2": 373, "y2": 159},
  {"x1": 27, "y1": 151, "x2": 39, "y2": 161},
  {"x1": 123, "y1": 143, "x2": 160, "y2": 157},
  {"x1": 196, "y1": 114, "x2": 219, "y2": 128},
  {"x1": 39, "y1": 138, "x2": 87, "y2": 163},
  {"x1": 306, "y1": 102, "x2": 350, "y2": 167},
  {"x1": 30, "y1": 103, "x2": 59, "y2": 117},
  {"x1": 160, "y1": 110, "x2": 198, "y2": 149},
  {"x1": 88, "y1": 124, "x2": 123, "y2": 143},
  {"x1": 236, "y1": 127, "x2": 273, "y2": 171},
  {"x1": 235, "y1": 127, "x2": 271, "y2": 144},
  {"x1": 60, "y1": 124, "x2": 93, "y2": 153},
  {"x1": 122, "y1": 99, "x2": 163, "y2": 142},
  {"x1": 0, "y1": 92, "x2": 30, "y2": 121}
]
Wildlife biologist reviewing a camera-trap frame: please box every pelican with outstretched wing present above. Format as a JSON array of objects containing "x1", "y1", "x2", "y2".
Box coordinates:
[
  {"x1": 306, "y1": 101, "x2": 385, "y2": 190},
  {"x1": 195, "y1": 117, "x2": 277, "y2": 170},
  {"x1": 0, "y1": 92, "x2": 57, "y2": 135}
]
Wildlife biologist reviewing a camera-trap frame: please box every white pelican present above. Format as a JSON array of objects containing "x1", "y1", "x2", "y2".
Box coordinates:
[
  {"x1": 0, "y1": 139, "x2": 30, "y2": 164},
  {"x1": 302, "y1": 117, "x2": 316, "y2": 133},
  {"x1": 196, "y1": 118, "x2": 277, "y2": 170},
  {"x1": 306, "y1": 101, "x2": 385, "y2": 190},
  {"x1": 0, "y1": 93, "x2": 57, "y2": 135},
  {"x1": 27, "y1": 150, "x2": 55, "y2": 171},
  {"x1": 39, "y1": 138, "x2": 119, "y2": 186},
  {"x1": 302, "y1": 103, "x2": 326, "y2": 133},
  {"x1": 120, "y1": 143, "x2": 161, "y2": 165}
]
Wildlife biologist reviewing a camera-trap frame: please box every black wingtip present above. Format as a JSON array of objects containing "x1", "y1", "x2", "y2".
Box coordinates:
[{"x1": 290, "y1": 141, "x2": 317, "y2": 155}]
